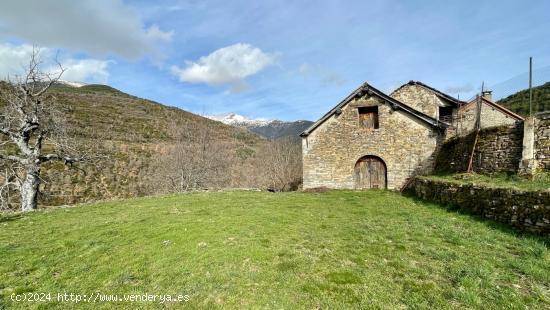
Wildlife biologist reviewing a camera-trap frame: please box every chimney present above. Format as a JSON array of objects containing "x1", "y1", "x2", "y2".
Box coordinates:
[{"x1": 481, "y1": 90, "x2": 492, "y2": 101}]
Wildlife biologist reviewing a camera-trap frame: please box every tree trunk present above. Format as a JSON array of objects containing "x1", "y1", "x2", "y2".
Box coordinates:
[{"x1": 21, "y1": 166, "x2": 40, "y2": 212}]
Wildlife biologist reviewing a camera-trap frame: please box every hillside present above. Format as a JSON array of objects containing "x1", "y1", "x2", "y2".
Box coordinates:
[
  {"x1": 497, "y1": 81, "x2": 550, "y2": 116},
  {"x1": 246, "y1": 120, "x2": 313, "y2": 140},
  {"x1": 50, "y1": 84, "x2": 263, "y2": 143},
  {"x1": 1, "y1": 83, "x2": 268, "y2": 206}
]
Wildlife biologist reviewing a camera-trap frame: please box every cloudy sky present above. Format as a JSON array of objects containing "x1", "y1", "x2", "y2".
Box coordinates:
[{"x1": 0, "y1": 0, "x2": 549, "y2": 121}]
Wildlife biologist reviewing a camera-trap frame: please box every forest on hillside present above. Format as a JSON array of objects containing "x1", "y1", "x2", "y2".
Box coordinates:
[
  {"x1": 497, "y1": 81, "x2": 550, "y2": 116},
  {"x1": 0, "y1": 83, "x2": 302, "y2": 210}
]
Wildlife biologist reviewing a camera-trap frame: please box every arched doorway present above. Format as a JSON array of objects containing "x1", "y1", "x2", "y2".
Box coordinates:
[{"x1": 354, "y1": 156, "x2": 387, "y2": 189}]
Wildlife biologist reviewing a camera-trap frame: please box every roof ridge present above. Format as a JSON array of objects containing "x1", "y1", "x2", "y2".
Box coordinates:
[
  {"x1": 300, "y1": 82, "x2": 446, "y2": 137},
  {"x1": 391, "y1": 80, "x2": 467, "y2": 106},
  {"x1": 464, "y1": 96, "x2": 524, "y2": 120}
]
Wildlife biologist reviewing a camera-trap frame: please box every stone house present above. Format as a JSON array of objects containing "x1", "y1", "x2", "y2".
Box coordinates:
[
  {"x1": 300, "y1": 80, "x2": 523, "y2": 190},
  {"x1": 391, "y1": 81, "x2": 463, "y2": 122},
  {"x1": 455, "y1": 93, "x2": 523, "y2": 136}
]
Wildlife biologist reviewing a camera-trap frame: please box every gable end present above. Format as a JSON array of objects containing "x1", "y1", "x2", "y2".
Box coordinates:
[{"x1": 301, "y1": 82, "x2": 446, "y2": 137}]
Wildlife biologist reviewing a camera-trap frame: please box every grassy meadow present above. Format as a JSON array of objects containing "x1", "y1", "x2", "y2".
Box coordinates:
[
  {"x1": 424, "y1": 173, "x2": 550, "y2": 192},
  {"x1": 0, "y1": 191, "x2": 549, "y2": 309}
]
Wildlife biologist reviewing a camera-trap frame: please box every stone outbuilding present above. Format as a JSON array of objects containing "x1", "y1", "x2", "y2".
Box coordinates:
[
  {"x1": 300, "y1": 80, "x2": 524, "y2": 190},
  {"x1": 456, "y1": 94, "x2": 524, "y2": 136},
  {"x1": 391, "y1": 81, "x2": 464, "y2": 122},
  {"x1": 391, "y1": 81, "x2": 524, "y2": 136}
]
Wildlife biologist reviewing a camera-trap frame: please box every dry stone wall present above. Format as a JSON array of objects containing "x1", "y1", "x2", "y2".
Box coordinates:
[
  {"x1": 406, "y1": 177, "x2": 550, "y2": 236},
  {"x1": 435, "y1": 124, "x2": 523, "y2": 174},
  {"x1": 535, "y1": 112, "x2": 550, "y2": 171}
]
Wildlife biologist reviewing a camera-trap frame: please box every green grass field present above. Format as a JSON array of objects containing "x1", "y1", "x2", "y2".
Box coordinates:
[
  {"x1": 424, "y1": 173, "x2": 550, "y2": 192},
  {"x1": 1, "y1": 191, "x2": 549, "y2": 309}
]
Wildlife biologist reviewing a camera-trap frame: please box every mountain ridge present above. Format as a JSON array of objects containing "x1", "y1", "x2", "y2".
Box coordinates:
[
  {"x1": 206, "y1": 112, "x2": 313, "y2": 140},
  {"x1": 206, "y1": 112, "x2": 274, "y2": 127},
  {"x1": 54, "y1": 82, "x2": 313, "y2": 140}
]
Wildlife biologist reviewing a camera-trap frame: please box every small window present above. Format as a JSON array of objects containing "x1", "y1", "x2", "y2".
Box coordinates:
[
  {"x1": 358, "y1": 106, "x2": 379, "y2": 129},
  {"x1": 439, "y1": 106, "x2": 453, "y2": 123}
]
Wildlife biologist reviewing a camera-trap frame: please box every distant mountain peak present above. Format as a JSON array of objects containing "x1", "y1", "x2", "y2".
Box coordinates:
[
  {"x1": 205, "y1": 113, "x2": 274, "y2": 127},
  {"x1": 205, "y1": 112, "x2": 313, "y2": 140}
]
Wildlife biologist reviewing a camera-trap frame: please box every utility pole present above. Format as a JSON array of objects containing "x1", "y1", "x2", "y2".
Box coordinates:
[
  {"x1": 529, "y1": 57, "x2": 535, "y2": 161},
  {"x1": 529, "y1": 57, "x2": 533, "y2": 116},
  {"x1": 467, "y1": 82, "x2": 484, "y2": 173},
  {"x1": 477, "y1": 81, "x2": 484, "y2": 131},
  {"x1": 457, "y1": 94, "x2": 461, "y2": 134}
]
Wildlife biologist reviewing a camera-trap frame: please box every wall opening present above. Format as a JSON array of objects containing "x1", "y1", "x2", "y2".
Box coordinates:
[
  {"x1": 358, "y1": 106, "x2": 379, "y2": 129},
  {"x1": 354, "y1": 155, "x2": 387, "y2": 189},
  {"x1": 439, "y1": 106, "x2": 453, "y2": 123}
]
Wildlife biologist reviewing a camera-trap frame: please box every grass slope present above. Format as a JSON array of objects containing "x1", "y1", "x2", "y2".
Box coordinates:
[
  {"x1": 497, "y1": 81, "x2": 550, "y2": 116},
  {"x1": 1, "y1": 191, "x2": 549, "y2": 309},
  {"x1": 425, "y1": 173, "x2": 550, "y2": 192}
]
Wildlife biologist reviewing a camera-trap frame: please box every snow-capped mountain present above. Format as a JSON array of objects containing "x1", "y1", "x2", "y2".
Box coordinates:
[
  {"x1": 206, "y1": 113, "x2": 313, "y2": 140},
  {"x1": 206, "y1": 112, "x2": 273, "y2": 127}
]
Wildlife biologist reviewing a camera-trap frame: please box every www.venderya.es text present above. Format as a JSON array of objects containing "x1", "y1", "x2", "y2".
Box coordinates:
[{"x1": 10, "y1": 292, "x2": 190, "y2": 304}]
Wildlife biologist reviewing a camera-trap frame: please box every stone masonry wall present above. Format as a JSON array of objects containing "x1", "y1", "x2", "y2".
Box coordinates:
[
  {"x1": 406, "y1": 177, "x2": 550, "y2": 236},
  {"x1": 456, "y1": 100, "x2": 519, "y2": 136},
  {"x1": 435, "y1": 124, "x2": 523, "y2": 174},
  {"x1": 535, "y1": 112, "x2": 550, "y2": 171},
  {"x1": 391, "y1": 84, "x2": 446, "y2": 118},
  {"x1": 302, "y1": 94, "x2": 441, "y2": 190}
]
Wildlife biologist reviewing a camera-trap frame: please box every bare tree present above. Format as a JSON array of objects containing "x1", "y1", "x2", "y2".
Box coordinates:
[
  {"x1": 0, "y1": 165, "x2": 19, "y2": 210},
  {"x1": 256, "y1": 137, "x2": 302, "y2": 191},
  {"x1": 151, "y1": 121, "x2": 230, "y2": 193},
  {"x1": 0, "y1": 48, "x2": 97, "y2": 211}
]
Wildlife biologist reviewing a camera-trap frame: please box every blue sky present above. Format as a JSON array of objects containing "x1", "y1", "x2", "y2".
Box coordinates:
[{"x1": 0, "y1": 0, "x2": 549, "y2": 121}]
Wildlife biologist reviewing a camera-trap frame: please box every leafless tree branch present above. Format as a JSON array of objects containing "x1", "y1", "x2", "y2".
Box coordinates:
[{"x1": 0, "y1": 46, "x2": 101, "y2": 211}]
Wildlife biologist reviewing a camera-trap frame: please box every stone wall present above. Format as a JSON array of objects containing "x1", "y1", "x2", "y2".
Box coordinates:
[
  {"x1": 435, "y1": 124, "x2": 523, "y2": 174},
  {"x1": 456, "y1": 99, "x2": 520, "y2": 137},
  {"x1": 406, "y1": 177, "x2": 550, "y2": 236},
  {"x1": 535, "y1": 112, "x2": 550, "y2": 171},
  {"x1": 302, "y1": 95, "x2": 442, "y2": 190},
  {"x1": 391, "y1": 83, "x2": 446, "y2": 118}
]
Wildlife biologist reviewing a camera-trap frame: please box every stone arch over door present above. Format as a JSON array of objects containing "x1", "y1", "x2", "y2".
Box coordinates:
[{"x1": 354, "y1": 155, "x2": 387, "y2": 189}]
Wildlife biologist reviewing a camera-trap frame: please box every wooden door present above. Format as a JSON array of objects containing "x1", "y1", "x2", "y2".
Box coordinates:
[
  {"x1": 358, "y1": 107, "x2": 379, "y2": 129},
  {"x1": 354, "y1": 157, "x2": 386, "y2": 189}
]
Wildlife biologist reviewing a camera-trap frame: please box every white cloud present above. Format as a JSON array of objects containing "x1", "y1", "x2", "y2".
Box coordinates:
[
  {"x1": 0, "y1": 43, "x2": 35, "y2": 77},
  {"x1": 57, "y1": 59, "x2": 112, "y2": 84},
  {"x1": 146, "y1": 24, "x2": 174, "y2": 43},
  {"x1": 0, "y1": 0, "x2": 173, "y2": 58},
  {"x1": 171, "y1": 43, "x2": 276, "y2": 86},
  {"x1": 0, "y1": 43, "x2": 112, "y2": 83}
]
